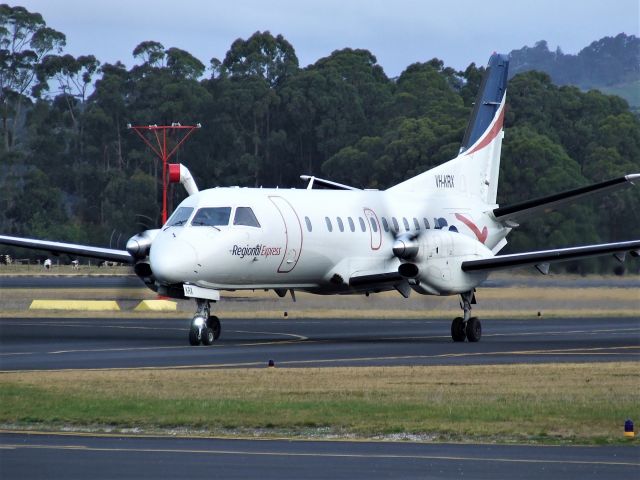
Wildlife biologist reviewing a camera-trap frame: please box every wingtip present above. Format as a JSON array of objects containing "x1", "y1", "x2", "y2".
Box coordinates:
[{"x1": 625, "y1": 173, "x2": 640, "y2": 183}]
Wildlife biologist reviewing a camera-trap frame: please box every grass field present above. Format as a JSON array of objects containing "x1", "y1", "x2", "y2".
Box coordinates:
[
  {"x1": 1, "y1": 363, "x2": 638, "y2": 444},
  {"x1": 0, "y1": 284, "x2": 638, "y2": 319}
]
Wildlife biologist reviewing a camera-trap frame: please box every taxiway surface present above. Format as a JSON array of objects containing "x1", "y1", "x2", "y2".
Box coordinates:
[
  {"x1": 1, "y1": 432, "x2": 638, "y2": 480},
  {"x1": 1, "y1": 316, "x2": 638, "y2": 371}
]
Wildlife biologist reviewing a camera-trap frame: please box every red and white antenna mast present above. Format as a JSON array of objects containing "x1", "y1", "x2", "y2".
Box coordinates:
[{"x1": 128, "y1": 122, "x2": 201, "y2": 224}]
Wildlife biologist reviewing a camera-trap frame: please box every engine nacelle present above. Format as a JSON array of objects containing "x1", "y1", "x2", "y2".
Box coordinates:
[
  {"x1": 126, "y1": 229, "x2": 160, "y2": 259},
  {"x1": 126, "y1": 229, "x2": 162, "y2": 291},
  {"x1": 398, "y1": 230, "x2": 493, "y2": 295}
]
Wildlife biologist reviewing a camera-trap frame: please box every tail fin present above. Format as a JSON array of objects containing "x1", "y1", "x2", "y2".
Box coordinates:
[
  {"x1": 459, "y1": 53, "x2": 509, "y2": 155},
  {"x1": 389, "y1": 53, "x2": 509, "y2": 205}
]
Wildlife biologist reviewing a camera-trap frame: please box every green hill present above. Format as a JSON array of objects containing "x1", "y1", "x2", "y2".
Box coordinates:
[{"x1": 509, "y1": 34, "x2": 640, "y2": 107}]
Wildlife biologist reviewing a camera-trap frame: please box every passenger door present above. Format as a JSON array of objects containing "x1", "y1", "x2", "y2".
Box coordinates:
[
  {"x1": 363, "y1": 208, "x2": 382, "y2": 251},
  {"x1": 269, "y1": 196, "x2": 303, "y2": 273}
]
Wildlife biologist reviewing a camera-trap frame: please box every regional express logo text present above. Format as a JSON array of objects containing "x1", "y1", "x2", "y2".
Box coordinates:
[{"x1": 231, "y1": 244, "x2": 282, "y2": 259}]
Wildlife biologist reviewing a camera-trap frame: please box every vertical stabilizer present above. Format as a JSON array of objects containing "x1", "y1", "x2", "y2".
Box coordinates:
[
  {"x1": 389, "y1": 53, "x2": 509, "y2": 206},
  {"x1": 459, "y1": 54, "x2": 509, "y2": 155}
]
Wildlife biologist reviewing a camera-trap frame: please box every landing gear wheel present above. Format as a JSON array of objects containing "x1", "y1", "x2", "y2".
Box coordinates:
[
  {"x1": 451, "y1": 317, "x2": 466, "y2": 342},
  {"x1": 188, "y1": 326, "x2": 201, "y2": 346},
  {"x1": 208, "y1": 316, "x2": 221, "y2": 340},
  {"x1": 465, "y1": 317, "x2": 481, "y2": 342},
  {"x1": 202, "y1": 327, "x2": 215, "y2": 346}
]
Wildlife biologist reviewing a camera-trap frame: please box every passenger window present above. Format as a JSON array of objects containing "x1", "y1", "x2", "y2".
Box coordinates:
[
  {"x1": 392, "y1": 217, "x2": 399, "y2": 233},
  {"x1": 413, "y1": 218, "x2": 420, "y2": 230},
  {"x1": 166, "y1": 207, "x2": 193, "y2": 227},
  {"x1": 348, "y1": 217, "x2": 355, "y2": 232},
  {"x1": 381, "y1": 217, "x2": 390, "y2": 232},
  {"x1": 305, "y1": 216, "x2": 312, "y2": 232},
  {"x1": 192, "y1": 207, "x2": 231, "y2": 227},
  {"x1": 337, "y1": 217, "x2": 344, "y2": 232},
  {"x1": 369, "y1": 217, "x2": 378, "y2": 232},
  {"x1": 403, "y1": 217, "x2": 410, "y2": 231},
  {"x1": 423, "y1": 218, "x2": 430, "y2": 229},
  {"x1": 233, "y1": 207, "x2": 261, "y2": 227},
  {"x1": 325, "y1": 217, "x2": 333, "y2": 232},
  {"x1": 359, "y1": 217, "x2": 366, "y2": 232}
]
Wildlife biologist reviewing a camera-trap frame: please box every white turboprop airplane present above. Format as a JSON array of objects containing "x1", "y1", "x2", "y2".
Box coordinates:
[{"x1": 2, "y1": 53, "x2": 639, "y2": 346}]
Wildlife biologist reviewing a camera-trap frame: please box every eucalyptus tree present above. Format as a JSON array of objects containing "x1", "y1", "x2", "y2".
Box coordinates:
[
  {"x1": 0, "y1": 4, "x2": 65, "y2": 150},
  {"x1": 220, "y1": 31, "x2": 299, "y2": 186}
]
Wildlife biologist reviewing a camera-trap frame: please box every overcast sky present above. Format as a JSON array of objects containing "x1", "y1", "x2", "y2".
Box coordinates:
[{"x1": 17, "y1": 0, "x2": 640, "y2": 77}]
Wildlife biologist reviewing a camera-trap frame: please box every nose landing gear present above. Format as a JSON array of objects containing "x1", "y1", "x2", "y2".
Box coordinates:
[
  {"x1": 451, "y1": 291, "x2": 482, "y2": 343},
  {"x1": 189, "y1": 298, "x2": 222, "y2": 346}
]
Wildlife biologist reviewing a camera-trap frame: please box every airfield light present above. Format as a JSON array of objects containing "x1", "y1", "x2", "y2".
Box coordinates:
[{"x1": 624, "y1": 419, "x2": 635, "y2": 438}]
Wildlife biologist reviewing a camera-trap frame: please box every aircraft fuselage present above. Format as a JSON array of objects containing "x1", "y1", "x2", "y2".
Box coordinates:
[{"x1": 149, "y1": 186, "x2": 506, "y2": 296}]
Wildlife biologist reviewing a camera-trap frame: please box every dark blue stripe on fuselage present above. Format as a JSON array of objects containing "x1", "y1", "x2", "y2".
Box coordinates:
[{"x1": 459, "y1": 53, "x2": 509, "y2": 153}]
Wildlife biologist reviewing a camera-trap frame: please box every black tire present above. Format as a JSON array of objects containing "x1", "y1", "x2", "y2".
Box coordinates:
[
  {"x1": 202, "y1": 327, "x2": 215, "y2": 346},
  {"x1": 188, "y1": 326, "x2": 201, "y2": 346},
  {"x1": 208, "y1": 316, "x2": 221, "y2": 340},
  {"x1": 451, "y1": 317, "x2": 466, "y2": 342},
  {"x1": 466, "y1": 317, "x2": 482, "y2": 342}
]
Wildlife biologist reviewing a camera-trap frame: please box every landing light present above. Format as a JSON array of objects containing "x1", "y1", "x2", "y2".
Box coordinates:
[{"x1": 192, "y1": 316, "x2": 206, "y2": 328}]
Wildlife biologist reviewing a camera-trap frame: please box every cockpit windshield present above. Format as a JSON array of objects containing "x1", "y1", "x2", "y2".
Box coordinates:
[
  {"x1": 165, "y1": 207, "x2": 193, "y2": 227},
  {"x1": 234, "y1": 207, "x2": 261, "y2": 227},
  {"x1": 191, "y1": 207, "x2": 232, "y2": 227}
]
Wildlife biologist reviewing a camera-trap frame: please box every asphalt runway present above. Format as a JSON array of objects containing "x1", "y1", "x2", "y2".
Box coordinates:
[
  {"x1": 0, "y1": 316, "x2": 638, "y2": 371},
  {"x1": 1, "y1": 432, "x2": 638, "y2": 480}
]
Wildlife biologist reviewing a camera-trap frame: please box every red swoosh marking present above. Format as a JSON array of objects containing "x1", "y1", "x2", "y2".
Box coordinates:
[
  {"x1": 465, "y1": 105, "x2": 505, "y2": 155},
  {"x1": 455, "y1": 213, "x2": 488, "y2": 244}
]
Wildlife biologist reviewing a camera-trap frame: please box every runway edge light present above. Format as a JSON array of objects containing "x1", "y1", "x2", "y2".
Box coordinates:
[{"x1": 624, "y1": 419, "x2": 635, "y2": 438}]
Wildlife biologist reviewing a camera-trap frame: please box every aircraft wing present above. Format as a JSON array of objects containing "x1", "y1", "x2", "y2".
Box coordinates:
[
  {"x1": 492, "y1": 174, "x2": 639, "y2": 226},
  {"x1": 461, "y1": 239, "x2": 640, "y2": 273},
  {"x1": 0, "y1": 235, "x2": 133, "y2": 263}
]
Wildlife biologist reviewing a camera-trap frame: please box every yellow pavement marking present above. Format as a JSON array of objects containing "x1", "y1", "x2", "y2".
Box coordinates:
[
  {"x1": 29, "y1": 300, "x2": 120, "y2": 311},
  {"x1": 0, "y1": 442, "x2": 637, "y2": 466},
  {"x1": 134, "y1": 300, "x2": 177, "y2": 312}
]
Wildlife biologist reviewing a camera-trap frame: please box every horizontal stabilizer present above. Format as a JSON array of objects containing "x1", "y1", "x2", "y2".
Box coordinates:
[
  {"x1": 0, "y1": 235, "x2": 133, "y2": 263},
  {"x1": 461, "y1": 239, "x2": 640, "y2": 273},
  {"x1": 493, "y1": 174, "x2": 640, "y2": 225}
]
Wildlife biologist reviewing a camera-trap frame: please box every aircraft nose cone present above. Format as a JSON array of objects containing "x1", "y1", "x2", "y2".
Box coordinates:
[{"x1": 150, "y1": 237, "x2": 198, "y2": 284}]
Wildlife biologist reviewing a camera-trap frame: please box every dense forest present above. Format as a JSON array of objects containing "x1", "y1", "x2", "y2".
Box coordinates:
[{"x1": 1, "y1": 5, "x2": 639, "y2": 272}]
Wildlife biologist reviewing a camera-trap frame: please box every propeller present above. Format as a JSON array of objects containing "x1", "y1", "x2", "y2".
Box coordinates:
[
  {"x1": 126, "y1": 229, "x2": 161, "y2": 285},
  {"x1": 391, "y1": 232, "x2": 420, "y2": 259},
  {"x1": 381, "y1": 216, "x2": 423, "y2": 261},
  {"x1": 383, "y1": 214, "x2": 453, "y2": 261},
  {"x1": 126, "y1": 229, "x2": 159, "y2": 260}
]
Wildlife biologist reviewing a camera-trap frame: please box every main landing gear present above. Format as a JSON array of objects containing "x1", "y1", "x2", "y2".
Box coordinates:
[
  {"x1": 451, "y1": 291, "x2": 481, "y2": 343},
  {"x1": 188, "y1": 298, "x2": 222, "y2": 346}
]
